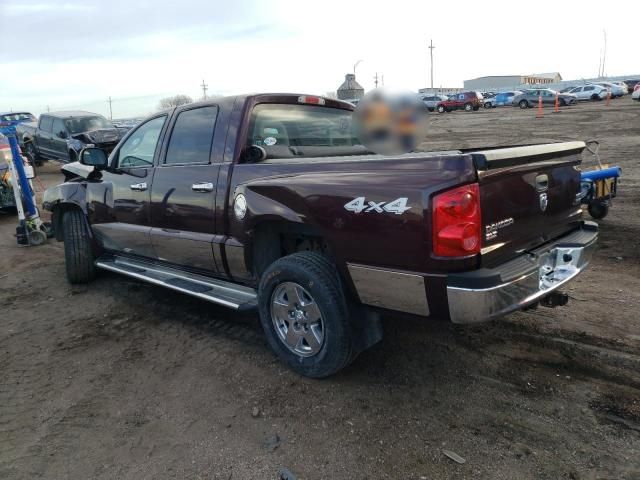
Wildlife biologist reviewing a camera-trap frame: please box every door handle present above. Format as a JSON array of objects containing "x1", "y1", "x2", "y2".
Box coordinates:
[
  {"x1": 130, "y1": 182, "x2": 148, "y2": 191},
  {"x1": 191, "y1": 182, "x2": 214, "y2": 192}
]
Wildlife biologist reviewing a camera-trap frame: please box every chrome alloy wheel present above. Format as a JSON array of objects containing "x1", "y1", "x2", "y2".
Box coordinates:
[{"x1": 270, "y1": 282, "x2": 325, "y2": 357}]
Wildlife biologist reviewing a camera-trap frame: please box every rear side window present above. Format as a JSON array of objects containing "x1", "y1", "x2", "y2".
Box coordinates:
[
  {"x1": 165, "y1": 106, "x2": 218, "y2": 165},
  {"x1": 52, "y1": 119, "x2": 66, "y2": 136},
  {"x1": 584, "y1": 86, "x2": 594, "y2": 91},
  {"x1": 40, "y1": 116, "x2": 53, "y2": 132}
]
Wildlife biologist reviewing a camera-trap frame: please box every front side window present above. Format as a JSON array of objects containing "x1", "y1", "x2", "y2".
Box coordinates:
[
  {"x1": 165, "y1": 106, "x2": 218, "y2": 165},
  {"x1": 246, "y1": 104, "x2": 360, "y2": 159},
  {"x1": 117, "y1": 115, "x2": 166, "y2": 168},
  {"x1": 40, "y1": 116, "x2": 53, "y2": 132}
]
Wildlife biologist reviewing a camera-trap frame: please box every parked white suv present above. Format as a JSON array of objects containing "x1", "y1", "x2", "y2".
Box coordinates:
[{"x1": 568, "y1": 85, "x2": 608, "y2": 101}]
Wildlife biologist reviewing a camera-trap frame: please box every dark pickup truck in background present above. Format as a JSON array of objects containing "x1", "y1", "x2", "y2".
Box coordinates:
[
  {"x1": 43, "y1": 93, "x2": 598, "y2": 377},
  {"x1": 17, "y1": 111, "x2": 122, "y2": 166}
]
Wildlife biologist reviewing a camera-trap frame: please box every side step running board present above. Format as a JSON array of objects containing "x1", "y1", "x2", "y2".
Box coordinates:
[{"x1": 95, "y1": 255, "x2": 258, "y2": 311}]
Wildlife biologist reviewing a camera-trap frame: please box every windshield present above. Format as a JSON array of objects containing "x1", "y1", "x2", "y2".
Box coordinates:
[
  {"x1": 1, "y1": 112, "x2": 36, "y2": 122},
  {"x1": 64, "y1": 116, "x2": 112, "y2": 134},
  {"x1": 246, "y1": 104, "x2": 362, "y2": 159}
]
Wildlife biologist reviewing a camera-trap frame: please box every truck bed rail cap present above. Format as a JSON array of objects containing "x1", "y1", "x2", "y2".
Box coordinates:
[{"x1": 472, "y1": 141, "x2": 586, "y2": 162}]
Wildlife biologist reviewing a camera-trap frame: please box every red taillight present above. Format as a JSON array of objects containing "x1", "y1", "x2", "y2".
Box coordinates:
[{"x1": 432, "y1": 183, "x2": 481, "y2": 257}]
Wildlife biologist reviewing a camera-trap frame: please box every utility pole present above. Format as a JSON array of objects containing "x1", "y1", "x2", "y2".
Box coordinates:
[
  {"x1": 201, "y1": 79, "x2": 208, "y2": 100},
  {"x1": 46, "y1": 105, "x2": 50, "y2": 113},
  {"x1": 428, "y1": 39, "x2": 435, "y2": 91},
  {"x1": 374, "y1": 72, "x2": 379, "y2": 88},
  {"x1": 353, "y1": 60, "x2": 363, "y2": 76},
  {"x1": 107, "y1": 96, "x2": 113, "y2": 120},
  {"x1": 601, "y1": 30, "x2": 607, "y2": 78}
]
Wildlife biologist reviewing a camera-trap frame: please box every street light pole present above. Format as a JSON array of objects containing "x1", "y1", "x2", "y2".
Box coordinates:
[
  {"x1": 353, "y1": 60, "x2": 363, "y2": 76},
  {"x1": 428, "y1": 39, "x2": 435, "y2": 91}
]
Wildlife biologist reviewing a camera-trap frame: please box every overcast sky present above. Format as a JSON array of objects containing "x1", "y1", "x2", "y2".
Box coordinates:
[{"x1": 0, "y1": 0, "x2": 636, "y2": 118}]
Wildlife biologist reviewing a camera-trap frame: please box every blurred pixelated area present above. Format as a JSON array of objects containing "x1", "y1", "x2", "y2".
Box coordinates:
[{"x1": 353, "y1": 89, "x2": 428, "y2": 155}]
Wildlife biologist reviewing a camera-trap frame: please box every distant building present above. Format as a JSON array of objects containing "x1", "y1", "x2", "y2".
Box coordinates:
[
  {"x1": 463, "y1": 73, "x2": 563, "y2": 91},
  {"x1": 419, "y1": 87, "x2": 464, "y2": 96},
  {"x1": 337, "y1": 74, "x2": 364, "y2": 101}
]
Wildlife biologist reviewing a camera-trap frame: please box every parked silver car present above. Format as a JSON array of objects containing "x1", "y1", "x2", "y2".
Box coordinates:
[
  {"x1": 592, "y1": 82, "x2": 625, "y2": 97},
  {"x1": 568, "y1": 85, "x2": 608, "y2": 101},
  {"x1": 512, "y1": 89, "x2": 577, "y2": 108},
  {"x1": 420, "y1": 94, "x2": 449, "y2": 112}
]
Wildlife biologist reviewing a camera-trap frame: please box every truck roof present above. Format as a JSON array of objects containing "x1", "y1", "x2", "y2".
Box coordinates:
[{"x1": 43, "y1": 111, "x2": 104, "y2": 119}]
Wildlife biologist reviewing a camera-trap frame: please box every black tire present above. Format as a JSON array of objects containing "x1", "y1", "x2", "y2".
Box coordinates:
[
  {"x1": 62, "y1": 209, "x2": 96, "y2": 284},
  {"x1": 473, "y1": 106, "x2": 480, "y2": 111},
  {"x1": 559, "y1": 98, "x2": 567, "y2": 107},
  {"x1": 588, "y1": 201, "x2": 609, "y2": 220},
  {"x1": 437, "y1": 105, "x2": 445, "y2": 113},
  {"x1": 484, "y1": 103, "x2": 492, "y2": 109},
  {"x1": 519, "y1": 100, "x2": 529, "y2": 109},
  {"x1": 591, "y1": 94, "x2": 600, "y2": 101},
  {"x1": 25, "y1": 142, "x2": 43, "y2": 167},
  {"x1": 427, "y1": 107, "x2": 434, "y2": 112},
  {"x1": 258, "y1": 252, "x2": 352, "y2": 378}
]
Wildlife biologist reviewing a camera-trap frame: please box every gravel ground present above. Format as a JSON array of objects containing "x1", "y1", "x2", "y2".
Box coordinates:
[{"x1": 1, "y1": 97, "x2": 639, "y2": 480}]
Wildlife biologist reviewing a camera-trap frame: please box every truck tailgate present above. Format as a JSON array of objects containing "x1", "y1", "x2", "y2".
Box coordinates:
[{"x1": 472, "y1": 142, "x2": 585, "y2": 267}]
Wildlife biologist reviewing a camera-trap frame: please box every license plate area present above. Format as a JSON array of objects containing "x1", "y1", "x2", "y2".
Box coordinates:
[{"x1": 538, "y1": 246, "x2": 583, "y2": 290}]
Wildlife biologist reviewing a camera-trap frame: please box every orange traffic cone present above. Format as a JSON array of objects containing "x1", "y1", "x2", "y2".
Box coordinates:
[
  {"x1": 553, "y1": 92, "x2": 560, "y2": 113},
  {"x1": 536, "y1": 95, "x2": 543, "y2": 118},
  {"x1": 606, "y1": 89, "x2": 611, "y2": 106}
]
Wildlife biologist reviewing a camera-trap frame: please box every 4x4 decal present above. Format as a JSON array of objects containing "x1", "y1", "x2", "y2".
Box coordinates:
[{"x1": 344, "y1": 197, "x2": 411, "y2": 215}]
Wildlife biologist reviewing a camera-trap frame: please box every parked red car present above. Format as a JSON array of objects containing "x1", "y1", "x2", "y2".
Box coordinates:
[{"x1": 436, "y1": 92, "x2": 484, "y2": 113}]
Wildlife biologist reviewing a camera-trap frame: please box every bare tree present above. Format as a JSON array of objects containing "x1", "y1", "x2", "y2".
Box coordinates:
[{"x1": 158, "y1": 94, "x2": 193, "y2": 109}]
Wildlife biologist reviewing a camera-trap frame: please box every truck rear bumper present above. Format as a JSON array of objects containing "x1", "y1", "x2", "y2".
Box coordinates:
[{"x1": 446, "y1": 221, "x2": 598, "y2": 324}]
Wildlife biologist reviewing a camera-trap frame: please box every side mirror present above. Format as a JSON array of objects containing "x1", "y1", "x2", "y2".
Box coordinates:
[
  {"x1": 80, "y1": 147, "x2": 108, "y2": 169},
  {"x1": 58, "y1": 131, "x2": 68, "y2": 139},
  {"x1": 243, "y1": 145, "x2": 267, "y2": 163}
]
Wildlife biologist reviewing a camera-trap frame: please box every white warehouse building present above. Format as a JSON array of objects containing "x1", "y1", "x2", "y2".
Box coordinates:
[{"x1": 464, "y1": 73, "x2": 563, "y2": 91}]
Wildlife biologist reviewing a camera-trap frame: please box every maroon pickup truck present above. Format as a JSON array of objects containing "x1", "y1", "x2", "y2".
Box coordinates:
[{"x1": 43, "y1": 93, "x2": 597, "y2": 377}]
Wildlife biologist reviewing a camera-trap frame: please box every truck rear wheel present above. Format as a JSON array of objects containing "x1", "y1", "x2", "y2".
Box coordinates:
[
  {"x1": 62, "y1": 209, "x2": 96, "y2": 284},
  {"x1": 258, "y1": 252, "x2": 352, "y2": 378}
]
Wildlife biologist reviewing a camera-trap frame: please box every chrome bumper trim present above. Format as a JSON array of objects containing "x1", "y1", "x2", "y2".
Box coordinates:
[
  {"x1": 347, "y1": 264, "x2": 430, "y2": 316},
  {"x1": 447, "y1": 226, "x2": 597, "y2": 324}
]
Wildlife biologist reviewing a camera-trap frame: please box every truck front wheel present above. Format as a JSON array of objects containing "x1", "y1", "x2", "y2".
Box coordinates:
[
  {"x1": 258, "y1": 252, "x2": 352, "y2": 378},
  {"x1": 62, "y1": 209, "x2": 96, "y2": 284},
  {"x1": 25, "y1": 142, "x2": 42, "y2": 167}
]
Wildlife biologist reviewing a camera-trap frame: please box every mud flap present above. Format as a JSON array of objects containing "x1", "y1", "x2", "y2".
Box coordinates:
[{"x1": 348, "y1": 302, "x2": 384, "y2": 360}]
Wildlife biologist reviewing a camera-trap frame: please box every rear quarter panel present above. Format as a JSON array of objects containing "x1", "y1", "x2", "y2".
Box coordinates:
[{"x1": 228, "y1": 154, "x2": 478, "y2": 275}]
